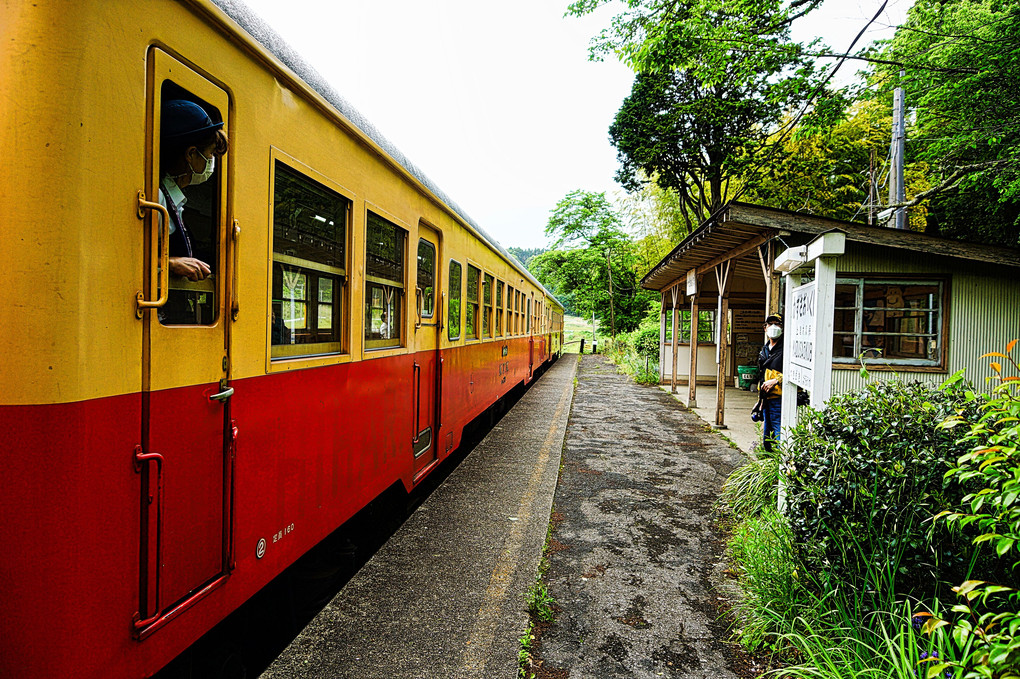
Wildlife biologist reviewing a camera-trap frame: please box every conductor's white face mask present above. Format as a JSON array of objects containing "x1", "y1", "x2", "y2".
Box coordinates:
[
  {"x1": 189, "y1": 151, "x2": 215, "y2": 186},
  {"x1": 766, "y1": 325, "x2": 783, "y2": 340}
]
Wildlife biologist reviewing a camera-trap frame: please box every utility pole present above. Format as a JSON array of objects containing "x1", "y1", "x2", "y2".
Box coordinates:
[
  {"x1": 889, "y1": 71, "x2": 907, "y2": 230},
  {"x1": 868, "y1": 147, "x2": 876, "y2": 226},
  {"x1": 605, "y1": 248, "x2": 617, "y2": 337}
]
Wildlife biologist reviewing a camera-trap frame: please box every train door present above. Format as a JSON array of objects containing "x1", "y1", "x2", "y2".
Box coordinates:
[
  {"x1": 412, "y1": 225, "x2": 441, "y2": 478},
  {"x1": 135, "y1": 50, "x2": 234, "y2": 636},
  {"x1": 527, "y1": 295, "x2": 534, "y2": 378}
]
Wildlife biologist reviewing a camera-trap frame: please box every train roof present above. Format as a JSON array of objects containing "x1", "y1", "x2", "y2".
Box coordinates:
[{"x1": 210, "y1": 0, "x2": 560, "y2": 307}]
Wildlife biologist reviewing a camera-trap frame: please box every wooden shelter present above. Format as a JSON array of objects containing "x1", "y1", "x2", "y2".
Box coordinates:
[{"x1": 642, "y1": 202, "x2": 1020, "y2": 429}]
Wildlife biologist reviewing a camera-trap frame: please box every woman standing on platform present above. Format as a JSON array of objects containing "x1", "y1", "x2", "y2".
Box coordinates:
[{"x1": 757, "y1": 313, "x2": 784, "y2": 452}]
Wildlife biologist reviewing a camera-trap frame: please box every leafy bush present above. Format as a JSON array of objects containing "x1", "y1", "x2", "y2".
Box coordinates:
[
  {"x1": 727, "y1": 506, "x2": 808, "y2": 650},
  {"x1": 923, "y1": 344, "x2": 1020, "y2": 678},
  {"x1": 782, "y1": 377, "x2": 981, "y2": 599},
  {"x1": 633, "y1": 325, "x2": 660, "y2": 360},
  {"x1": 722, "y1": 444, "x2": 781, "y2": 518}
]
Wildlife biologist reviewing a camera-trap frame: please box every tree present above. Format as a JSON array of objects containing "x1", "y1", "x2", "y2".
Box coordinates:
[
  {"x1": 744, "y1": 99, "x2": 931, "y2": 230},
  {"x1": 505, "y1": 247, "x2": 546, "y2": 269},
  {"x1": 530, "y1": 190, "x2": 649, "y2": 335},
  {"x1": 609, "y1": 70, "x2": 766, "y2": 229},
  {"x1": 615, "y1": 178, "x2": 691, "y2": 275},
  {"x1": 877, "y1": 0, "x2": 1020, "y2": 244},
  {"x1": 572, "y1": 0, "x2": 823, "y2": 228}
]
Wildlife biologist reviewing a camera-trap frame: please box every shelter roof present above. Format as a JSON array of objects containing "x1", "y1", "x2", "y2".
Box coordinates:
[{"x1": 641, "y1": 202, "x2": 1020, "y2": 291}]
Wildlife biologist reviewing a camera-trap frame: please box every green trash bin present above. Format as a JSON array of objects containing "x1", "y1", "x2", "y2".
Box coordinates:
[{"x1": 737, "y1": 365, "x2": 758, "y2": 390}]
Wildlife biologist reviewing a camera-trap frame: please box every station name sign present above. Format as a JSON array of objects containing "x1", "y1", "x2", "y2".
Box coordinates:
[{"x1": 788, "y1": 280, "x2": 816, "y2": 390}]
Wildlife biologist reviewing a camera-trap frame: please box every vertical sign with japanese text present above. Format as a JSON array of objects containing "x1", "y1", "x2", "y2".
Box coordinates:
[{"x1": 787, "y1": 280, "x2": 816, "y2": 390}]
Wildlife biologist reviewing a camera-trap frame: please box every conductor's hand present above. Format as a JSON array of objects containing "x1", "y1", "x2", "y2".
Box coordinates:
[
  {"x1": 761, "y1": 378, "x2": 780, "y2": 393},
  {"x1": 169, "y1": 257, "x2": 212, "y2": 281}
]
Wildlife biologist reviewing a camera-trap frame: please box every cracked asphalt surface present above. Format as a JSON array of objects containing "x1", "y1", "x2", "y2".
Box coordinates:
[{"x1": 531, "y1": 354, "x2": 746, "y2": 679}]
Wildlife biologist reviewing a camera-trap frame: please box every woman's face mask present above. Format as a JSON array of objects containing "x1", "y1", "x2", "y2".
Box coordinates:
[
  {"x1": 189, "y1": 149, "x2": 215, "y2": 186},
  {"x1": 766, "y1": 324, "x2": 783, "y2": 339}
]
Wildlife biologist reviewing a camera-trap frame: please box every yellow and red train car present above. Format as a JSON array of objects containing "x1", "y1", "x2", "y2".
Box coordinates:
[{"x1": 0, "y1": 2, "x2": 564, "y2": 677}]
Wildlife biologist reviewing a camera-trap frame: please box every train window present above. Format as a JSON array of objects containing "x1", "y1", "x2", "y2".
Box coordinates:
[
  {"x1": 483, "y1": 274, "x2": 493, "y2": 338},
  {"x1": 515, "y1": 290, "x2": 521, "y2": 334},
  {"x1": 495, "y1": 281, "x2": 504, "y2": 336},
  {"x1": 271, "y1": 162, "x2": 348, "y2": 358},
  {"x1": 158, "y1": 85, "x2": 225, "y2": 326},
  {"x1": 506, "y1": 286, "x2": 514, "y2": 335},
  {"x1": 365, "y1": 212, "x2": 406, "y2": 349},
  {"x1": 448, "y1": 261, "x2": 462, "y2": 341},
  {"x1": 417, "y1": 239, "x2": 435, "y2": 319},
  {"x1": 527, "y1": 298, "x2": 532, "y2": 334},
  {"x1": 466, "y1": 265, "x2": 480, "y2": 340}
]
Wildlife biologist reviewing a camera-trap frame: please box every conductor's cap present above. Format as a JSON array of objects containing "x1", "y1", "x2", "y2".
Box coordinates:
[{"x1": 162, "y1": 99, "x2": 223, "y2": 141}]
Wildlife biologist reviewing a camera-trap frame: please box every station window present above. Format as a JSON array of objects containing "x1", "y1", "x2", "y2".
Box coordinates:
[
  {"x1": 466, "y1": 265, "x2": 480, "y2": 340},
  {"x1": 448, "y1": 261, "x2": 462, "y2": 341},
  {"x1": 417, "y1": 239, "x2": 435, "y2": 320},
  {"x1": 495, "y1": 281, "x2": 504, "y2": 336},
  {"x1": 483, "y1": 274, "x2": 494, "y2": 338},
  {"x1": 664, "y1": 309, "x2": 716, "y2": 344},
  {"x1": 832, "y1": 277, "x2": 946, "y2": 366},
  {"x1": 271, "y1": 161, "x2": 348, "y2": 358},
  {"x1": 365, "y1": 212, "x2": 406, "y2": 350}
]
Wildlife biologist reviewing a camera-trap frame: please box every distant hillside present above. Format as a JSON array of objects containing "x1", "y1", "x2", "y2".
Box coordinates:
[{"x1": 506, "y1": 247, "x2": 547, "y2": 269}]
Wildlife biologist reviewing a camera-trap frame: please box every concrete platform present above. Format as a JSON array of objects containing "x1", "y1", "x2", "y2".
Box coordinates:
[
  {"x1": 260, "y1": 356, "x2": 578, "y2": 679},
  {"x1": 530, "y1": 354, "x2": 748, "y2": 678},
  {"x1": 660, "y1": 384, "x2": 762, "y2": 455}
]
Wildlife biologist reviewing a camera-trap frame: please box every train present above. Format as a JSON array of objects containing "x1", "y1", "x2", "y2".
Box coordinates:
[{"x1": 0, "y1": 2, "x2": 564, "y2": 677}]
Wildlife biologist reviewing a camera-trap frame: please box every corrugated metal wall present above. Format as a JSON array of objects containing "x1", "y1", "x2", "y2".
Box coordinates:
[{"x1": 828, "y1": 243, "x2": 1020, "y2": 394}]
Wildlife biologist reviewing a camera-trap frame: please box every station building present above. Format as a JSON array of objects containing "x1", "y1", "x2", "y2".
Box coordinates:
[{"x1": 641, "y1": 202, "x2": 1020, "y2": 429}]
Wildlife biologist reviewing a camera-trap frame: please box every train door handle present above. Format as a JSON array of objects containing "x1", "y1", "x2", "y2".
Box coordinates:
[
  {"x1": 415, "y1": 287, "x2": 423, "y2": 330},
  {"x1": 231, "y1": 220, "x2": 241, "y2": 321},
  {"x1": 134, "y1": 446, "x2": 165, "y2": 630},
  {"x1": 136, "y1": 191, "x2": 171, "y2": 317},
  {"x1": 209, "y1": 386, "x2": 234, "y2": 402},
  {"x1": 412, "y1": 363, "x2": 421, "y2": 443}
]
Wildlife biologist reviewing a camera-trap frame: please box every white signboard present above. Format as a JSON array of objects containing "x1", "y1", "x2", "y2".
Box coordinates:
[
  {"x1": 686, "y1": 268, "x2": 697, "y2": 296},
  {"x1": 787, "y1": 280, "x2": 816, "y2": 390}
]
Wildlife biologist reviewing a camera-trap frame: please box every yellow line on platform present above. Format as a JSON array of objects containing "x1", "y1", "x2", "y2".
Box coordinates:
[{"x1": 459, "y1": 375, "x2": 571, "y2": 673}]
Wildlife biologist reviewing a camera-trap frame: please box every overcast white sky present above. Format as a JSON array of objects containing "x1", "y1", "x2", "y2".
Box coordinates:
[{"x1": 240, "y1": 0, "x2": 913, "y2": 249}]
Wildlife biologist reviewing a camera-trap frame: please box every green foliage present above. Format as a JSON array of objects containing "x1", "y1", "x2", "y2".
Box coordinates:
[
  {"x1": 727, "y1": 507, "x2": 808, "y2": 650},
  {"x1": 526, "y1": 580, "x2": 556, "y2": 623},
  {"x1": 783, "y1": 379, "x2": 981, "y2": 598},
  {"x1": 531, "y1": 190, "x2": 651, "y2": 334},
  {"x1": 610, "y1": 69, "x2": 764, "y2": 227},
  {"x1": 877, "y1": 0, "x2": 1020, "y2": 245},
  {"x1": 923, "y1": 342, "x2": 1020, "y2": 678},
  {"x1": 506, "y1": 247, "x2": 546, "y2": 269},
  {"x1": 722, "y1": 445, "x2": 781, "y2": 518},
  {"x1": 745, "y1": 100, "x2": 930, "y2": 230},
  {"x1": 632, "y1": 325, "x2": 659, "y2": 360},
  {"x1": 571, "y1": 0, "x2": 823, "y2": 227}
]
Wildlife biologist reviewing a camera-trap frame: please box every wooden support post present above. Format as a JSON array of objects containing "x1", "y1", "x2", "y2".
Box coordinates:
[
  {"x1": 715, "y1": 295, "x2": 730, "y2": 427},
  {"x1": 688, "y1": 294, "x2": 700, "y2": 408},
  {"x1": 714, "y1": 261, "x2": 733, "y2": 428},
  {"x1": 670, "y1": 285, "x2": 680, "y2": 394},
  {"x1": 659, "y1": 291, "x2": 667, "y2": 383}
]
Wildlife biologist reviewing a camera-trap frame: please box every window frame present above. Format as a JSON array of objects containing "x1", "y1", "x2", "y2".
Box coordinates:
[
  {"x1": 364, "y1": 211, "x2": 407, "y2": 351},
  {"x1": 495, "y1": 280, "x2": 504, "y2": 336},
  {"x1": 664, "y1": 309, "x2": 717, "y2": 344},
  {"x1": 416, "y1": 238, "x2": 436, "y2": 321},
  {"x1": 483, "y1": 273, "x2": 494, "y2": 338},
  {"x1": 448, "y1": 259, "x2": 462, "y2": 341},
  {"x1": 465, "y1": 264, "x2": 481, "y2": 340},
  {"x1": 268, "y1": 152, "x2": 352, "y2": 366},
  {"x1": 831, "y1": 275, "x2": 949, "y2": 370}
]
